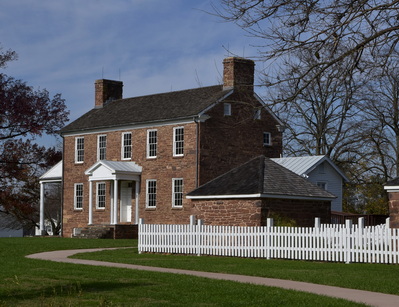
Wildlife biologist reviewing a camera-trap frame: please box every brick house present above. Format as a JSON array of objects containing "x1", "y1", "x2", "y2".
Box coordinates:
[
  {"x1": 384, "y1": 178, "x2": 399, "y2": 227},
  {"x1": 59, "y1": 57, "x2": 332, "y2": 238}
]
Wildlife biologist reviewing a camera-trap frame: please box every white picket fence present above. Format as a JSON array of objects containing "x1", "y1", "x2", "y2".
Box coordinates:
[{"x1": 138, "y1": 218, "x2": 399, "y2": 264}]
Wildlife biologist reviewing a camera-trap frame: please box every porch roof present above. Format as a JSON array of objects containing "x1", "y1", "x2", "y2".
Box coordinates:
[
  {"x1": 39, "y1": 161, "x2": 63, "y2": 183},
  {"x1": 85, "y1": 160, "x2": 142, "y2": 181}
]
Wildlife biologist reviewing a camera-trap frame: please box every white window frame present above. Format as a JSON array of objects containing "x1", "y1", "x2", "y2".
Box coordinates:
[
  {"x1": 147, "y1": 129, "x2": 157, "y2": 158},
  {"x1": 173, "y1": 127, "x2": 184, "y2": 157},
  {"x1": 74, "y1": 183, "x2": 83, "y2": 210},
  {"x1": 97, "y1": 135, "x2": 107, "y2": 160},
  {"x1": 224, "y1": 103, "x2": 231, "y2": 116},
  {"x1": 172, "y1": 178, "x2": 183, "y2": 208},
  {"x1": 75, "y1": 137, "x2": 84, "y2": 163},
  {"x1": 96, "y1": 182, "x2": 106, "y2": 209},
  {"x1": 254, "y1": 109, "x2": 261, "y2": 120},
  {"x1": 317, "y1": 181, "x2": 327, "y2": 190},
  {"x1": 263, "y1": 132, "x2": 272, "y2": 146},
  {"x1": 121, "y1": 132, "x2": 132, "y2": 160},
  {"x1": 146, "y1": 179, "x2": 157, "y2": 208}
]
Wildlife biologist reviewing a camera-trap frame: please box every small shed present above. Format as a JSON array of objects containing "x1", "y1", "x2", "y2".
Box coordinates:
[{"x1": 187, "y1": 156, "x2": 335, "y2": 227}]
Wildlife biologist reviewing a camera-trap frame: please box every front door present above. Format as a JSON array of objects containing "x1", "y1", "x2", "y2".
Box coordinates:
[{"x1": 120, "y1": 181, "x2": 132, "y2": 223}]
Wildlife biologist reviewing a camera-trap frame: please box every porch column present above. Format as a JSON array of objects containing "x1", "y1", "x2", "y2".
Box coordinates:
[
  {"x1": 39, "y1": 182, "x2": 45, "y2": 235},
  {"x1": 88, "y1": 181, "x2": 93, "y2": 225},
  {"x1": 135, "y1": 180, "x2": 140, "y2": 224},
  {"x1": 110, "y1": 181, "x2": 114, "y2": 224},
  {"x1": 113, "y1": 179, "x2": 118, "y2": 224}
]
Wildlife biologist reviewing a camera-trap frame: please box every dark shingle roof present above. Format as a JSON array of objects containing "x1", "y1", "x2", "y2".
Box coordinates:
[
  {"x1": 60, "y1": 85, "x2": 229, "y2": 134},
  {"x1": 187, "y1": 156, "x2": 336, "y2": 200}
]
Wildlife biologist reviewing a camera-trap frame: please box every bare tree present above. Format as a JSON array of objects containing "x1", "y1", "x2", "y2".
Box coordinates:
[{"x1": 214, "y1": 0, "x2": 399, "y2": 98}]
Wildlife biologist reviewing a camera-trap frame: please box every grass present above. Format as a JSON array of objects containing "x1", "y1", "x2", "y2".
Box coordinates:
[
  {"x1": 0, "y1": 237, "x2": 368, "y2": 306},
  {"x1": 73, "y1": 247, "x2": 399, "y2": 295}
]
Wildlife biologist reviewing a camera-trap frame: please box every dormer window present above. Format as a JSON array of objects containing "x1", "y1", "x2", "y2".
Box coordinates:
[{"x1": 224, "y1": 103, "x2": 231, "y2": 116}]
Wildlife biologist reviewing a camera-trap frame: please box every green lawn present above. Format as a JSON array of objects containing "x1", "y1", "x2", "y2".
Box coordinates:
[
  {"x1": 0, "y1": 237, "x2": 369, "y2": 306},
  {"x1": 74, "y1": 245, "x2": 399, "y2": 295}
]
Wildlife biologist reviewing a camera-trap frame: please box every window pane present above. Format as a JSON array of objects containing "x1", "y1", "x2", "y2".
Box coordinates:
[
  {"x1": 147, "y1": 130, "x2": 157, "y2": 158},
  {"x1": 123, "y1": 133, "x2": 132, "y2": 159},
  {"x1": 98, "y1": 135, "x2": 107, "y2": 160},
  {"x1": 97, "y1": 183, "x2": 106, "y2": 208},
  {"x1": 75, "y1": 184, "x2": 83, "y2": 209},
  {"x1": 174, "y1": 127, "x2": 184, "y2": 156},
  {"x1": 173, "y1": 179, "x2": 183, "y2": 207},
  {"x1": 76, "y1": 137, "x2": 84, "y2": 162},
  {"x1": 263, "y1": 132, "x2": 271, "y2": 146},
  {"x1": 147, "y1": 180, "x2": 157, "y2": 207}
]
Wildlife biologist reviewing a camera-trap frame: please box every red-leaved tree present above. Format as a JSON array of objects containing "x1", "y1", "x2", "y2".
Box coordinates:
[{"x1": 0, "y1": 46, "x2": 69, "y2": 233}]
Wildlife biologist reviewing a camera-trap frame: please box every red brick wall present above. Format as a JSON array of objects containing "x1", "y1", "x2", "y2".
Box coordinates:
[
  {"x1": 388, "y1": 192, "x2": 399, "y2": 228},
  {"x1": 198, "y1": 91, "x2": 283, "y2": 185},
  {"x1": 62, "y1": 123, "x2": 198, "y2": 237}
]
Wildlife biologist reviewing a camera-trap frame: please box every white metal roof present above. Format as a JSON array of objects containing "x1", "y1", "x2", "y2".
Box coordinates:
[
  {"x1": 39, "y1": 161, "x2": 63, "y2": 182},
  {"x1": 271, "y1": 155, "x2": 348, "y2": 181}
]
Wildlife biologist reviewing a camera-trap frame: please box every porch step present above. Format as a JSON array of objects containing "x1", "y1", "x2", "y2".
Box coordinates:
[{"x1": 72, "y1": 224, "x2": 138, "y2": 239}]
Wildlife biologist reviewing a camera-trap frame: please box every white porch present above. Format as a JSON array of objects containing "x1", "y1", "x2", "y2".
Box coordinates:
[
  {"x1": 84, "y1": 160, "x2": 142, "y2": 225},
  {"x1": 39, "y1": 161, "x2": 63, "y2": 235}
]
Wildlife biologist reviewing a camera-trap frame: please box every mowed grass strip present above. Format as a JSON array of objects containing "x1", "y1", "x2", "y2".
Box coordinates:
[
  {"x1": 0, "y1": 237, "x2": 366, "y2": 306},
  {"x1": 73, "y1": 241, "x2": 399, "y2": 296}
]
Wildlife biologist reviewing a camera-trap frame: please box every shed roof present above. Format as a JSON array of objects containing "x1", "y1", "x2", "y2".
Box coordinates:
[
  {"x1": 187, "y1": 156, "x2": 336, "y2": 200},
  {"x1": 271, "y1": 155, "x2": 349, "y2": 182}
]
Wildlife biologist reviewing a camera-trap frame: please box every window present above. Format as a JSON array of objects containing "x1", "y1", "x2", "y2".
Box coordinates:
[
  {"x1": 147, "y1": 129, "x2": 157, "y2": 158},
  {"x1": 122, "y1": 132, "x2": 132, "y2": 160},
  {"x1": 75, "y1": 137, "x2": 84, "y2": 163},
  {"x1": 173, "y1": 127, "x2": 184, "y2": 157},
  {"x1": 146, "y1": 180, "x2": 157, "y2": 208},
  {"x1": 97, "y1": 135, "x2": 107, "y2": 160},
  {"x1": 172, "y1": 178, "x2": 183, "y2": 207},
  {"x1": 263, "y1": 132, "x2": 271, "y2": 146},
  {"x1": 224, "y1": 103, "x2": 231, "y2": 116},
  {"x1": 96, "y1": 182, "x2": 106, "y2": 209},
  {"x1": 254, "y1": 109, "x2": 261, "y2": 120},
  {"x1": 317, "y1": 182, "x2": 327, "y2": 190},
  {"x1": 74, "y1": 183, "x2": 83, "y2": 210}
]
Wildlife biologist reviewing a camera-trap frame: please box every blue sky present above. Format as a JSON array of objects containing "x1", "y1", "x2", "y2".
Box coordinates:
[{"x1": 0, "y1": 0, "x2": 262, "y2": 147}]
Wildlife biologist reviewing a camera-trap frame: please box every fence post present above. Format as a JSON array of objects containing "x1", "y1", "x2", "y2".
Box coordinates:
[
  {"x1": 190, "y1": 215, "x2": 196, "y2": 226},
  {"x1": 345, "y1": 219, "x2": 353, "y2": 264},
  {"x1": 266, "y1": 218, "x2": 273, "y2": 259},
  {"x1": 386, "y1": 217, "x2": 390, "y2": 228},
  {"x1": 314, "y1": 217, "x2": 321, "y2": 228},
  {"x1": 197, "y1": 219, "x2": 203, "y2": 256},
  {"x1": 138, "y1": 218, "x2": 144, "y2": 254}
]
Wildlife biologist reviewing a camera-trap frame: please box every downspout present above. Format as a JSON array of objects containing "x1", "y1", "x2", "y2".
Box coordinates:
[{"x1": 194, "y1": 116, "x2": 199, "y2": 188}]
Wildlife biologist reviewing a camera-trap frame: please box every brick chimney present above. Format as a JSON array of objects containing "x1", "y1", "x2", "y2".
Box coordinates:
[
  {"x1": 223, "y1": 57, "x2": 255, "y2": 92},
  {"x1": 94, "y1": 79, "x2": 123, "y2": 108}
]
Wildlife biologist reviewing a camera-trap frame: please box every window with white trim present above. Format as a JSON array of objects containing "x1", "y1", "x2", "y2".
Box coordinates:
[
  {"x1": 317, "y1": 182, "x2": 327, "y2": 190},
  {"x1": 147, "y1": 129, "x2": 157, "y2": 158},
  {"x1": 97, "y1": 135, "x2": 107, "y2": 160},
  {"x1": 146, "y1": 180, "x2": 157, "y2": 208},
  {"x1": 173, "y1": 127, "x2": 184, "y2": 157},
  {"x1": 75, "y1": 137, "x2": 84, "y2": 163},
  {"x1": 172, "y1": 178, "x2": 183, "y2": 207},
  {"x1": 96, "y1": 182, "x2": 106, "y2": 209},
  {"x1": 254, "y1": 109, "x2": 261, "y2": 120},
  {"x1": 224, "y1": 103, "x2": 231, "y2": 116},
  {"x1": 74, "y1": 183, "x2": 83, "y2": 210},
  {"x1": 263, "y1": 132, "x2": 271, "y2": 146},
  {"x1": 122, "y1": 132, "x2": 132, "y2": 160}
]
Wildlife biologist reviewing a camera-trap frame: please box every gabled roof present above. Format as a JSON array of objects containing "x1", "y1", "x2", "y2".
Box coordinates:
[
  {"x1": 271, "y1": 156, "x2": 349, "y2": 182},
  {"x1": 384, "y1": 177, "x2": 399, "y2": 191},
  {"x1": 187, "y1": 156, "x2": 336, "y2": 200},
  {"x1": 60, "y1": 85, "x2": 231, "y2": 134},
  {"x1": 39, "y1": 161, "x2": 63, "y2": 182}
]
